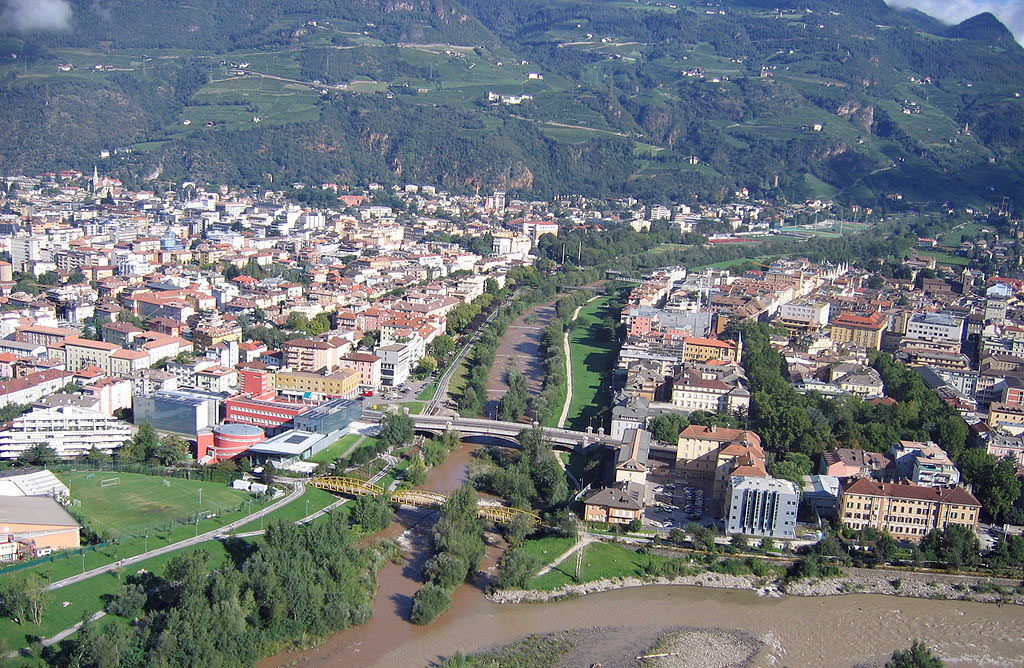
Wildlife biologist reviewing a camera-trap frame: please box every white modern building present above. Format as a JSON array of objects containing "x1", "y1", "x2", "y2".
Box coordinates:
[
  {"x1": 0, "y1": 406, "x2": 132, "y2": 459},
  {"x1": 725, "y1": 475, "x2": 801, "y2": 539},
  {"x1": 905, "y1": 312, "x2": 964, "y2": 344}
]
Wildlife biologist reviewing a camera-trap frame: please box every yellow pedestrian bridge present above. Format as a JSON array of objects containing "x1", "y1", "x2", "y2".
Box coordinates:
[{"x1": 309, "y1": 476, "x2": 540, "y2": 525}]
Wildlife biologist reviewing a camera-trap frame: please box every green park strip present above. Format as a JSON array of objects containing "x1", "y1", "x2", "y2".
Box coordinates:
[
  {"x1": 0, "y1": 541, "x2": 231, "y2": 656},
  {"x1": 518, "y1": 536, "x2": 576, "y2": 565},
  {"x1": 309, "y1": 433, "x2": 362, "y2": 464},
  {"x1": 400, "y1": 401, "x2": 426, "y2": 415},
  {"x1": 564, "y1": 297, "x2": 618, "y2": 432},
  {"x1": 528, "y1": 541, "x2": 647, "y2": 591},
  {"x1": 231, "y1": 487, "x2": 339, "y2": 533}
]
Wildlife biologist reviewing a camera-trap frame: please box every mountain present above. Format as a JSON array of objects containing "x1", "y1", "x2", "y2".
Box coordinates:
[
  {"x1": 944, "y1": 12, "x2": 1021, "y2": 50},
  {"x1": 1, "y1": 0, "x2": 1023, "y2": 209}
]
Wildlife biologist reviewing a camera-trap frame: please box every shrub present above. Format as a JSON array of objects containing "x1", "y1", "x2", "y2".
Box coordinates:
[{"x1": 410, "y1": 583, "x2": 452, "y2": 625}]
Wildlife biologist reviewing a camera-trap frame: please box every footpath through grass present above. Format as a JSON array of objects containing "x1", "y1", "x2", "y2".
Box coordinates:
[
  {"x1": 59, "y1": 471, "x2": 250, "y2": 538},
  {"x1": 232, "y1": 486, "x2": 338, "y2": 533},
  {"x1": 564, "y1": 297, "x2": 618, "y2": 432},
  {"x1": 528, "y1": 541, "x2": 646, "y2": 590}
]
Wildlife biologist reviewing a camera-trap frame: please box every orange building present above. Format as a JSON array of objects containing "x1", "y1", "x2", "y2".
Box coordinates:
[{"x1": 0, "y1": 496, "x2": 81, "y2": 558}]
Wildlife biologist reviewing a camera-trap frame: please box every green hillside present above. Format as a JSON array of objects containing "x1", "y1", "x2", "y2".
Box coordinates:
[{"x1": 1, "y1": 0, "x2": 1022, "y2": 209}]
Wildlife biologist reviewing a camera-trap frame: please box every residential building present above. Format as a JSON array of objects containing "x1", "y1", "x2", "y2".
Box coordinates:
[
  {"x1": 829, "y1": 311, "x2": 887, "y2": 349},
  {"x1": 0, "y1": 370, "x2": 74, "y2": 407},
  {"x1": 283, "y1": 338, "x2": 342, "y2": 373},
  {"x1": 675, "y1": 425, "x2": 765, "y2": 499},
  {"x1": 818, "y1": 448, "x2": 891, "y2": 480},
  {"x1": 725, "y1": 475, "x2": 801, "y2": 539},
  {"x1": 582, "y1": 486, "x2": 643, "y2": 525},
  {"x1": 376, "y1": 343, "x2": 412, "y2": 387},
  {"x1": 274, "y1": 368, "x2": 360, "y2": 399},
  {"x1": 339, "y1": 352, "x2": 381, "y2": 390},
  {"x1": 839, "y1": 478, "x2": 981, "y2": 541},
  {"x1": 890, "y1": 440, "x2": 960, "y2": 487},
  {"x1": 0, "y1": 406, "x2": 132, "y2": 459},
  {"x1": 905, "y1": 312, "x2": 964, "y2": 344}
]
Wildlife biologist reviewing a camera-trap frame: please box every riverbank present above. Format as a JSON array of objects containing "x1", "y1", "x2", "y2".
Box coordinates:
[
  {"x1": 491, "y1": 564, "x2": 1024, "y2": 606},
  {"x1": 445, "y1": 626, "x2": 772, "y2": 668}
]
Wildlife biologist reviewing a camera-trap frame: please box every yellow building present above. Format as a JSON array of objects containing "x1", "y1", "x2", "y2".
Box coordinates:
[
  {"x1": 839, "y1": 478, "x2": 980, "y2": 541},
  {"x1": 682, "y1": 336, "x2": 740, "y2": 363},
  {"x1": 829, "y1": 311, "x2": 887, "y2": 349},
  {"x1": 988, "y1": 401, "x2": 1024, "y2": 431},
  {"x1": 274, "y1": 368, "x2": 360, "y2": 399}
]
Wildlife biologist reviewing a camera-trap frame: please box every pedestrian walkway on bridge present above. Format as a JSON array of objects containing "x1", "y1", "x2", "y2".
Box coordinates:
[{"x1": 309, "y1": 476, "x2": 540, "y2": 524}]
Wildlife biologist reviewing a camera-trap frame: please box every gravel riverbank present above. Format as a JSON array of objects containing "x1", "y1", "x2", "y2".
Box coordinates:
[{"x1": 490, "y1": 566, "x2": 1024, "y2": 606}]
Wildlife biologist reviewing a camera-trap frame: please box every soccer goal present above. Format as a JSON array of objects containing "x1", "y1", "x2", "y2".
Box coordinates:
[{"x1": 99, "y1": 477, "x2": 120, "y2": 488}]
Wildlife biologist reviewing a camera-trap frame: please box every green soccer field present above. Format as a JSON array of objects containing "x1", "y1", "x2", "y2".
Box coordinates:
[{"x1": 58, "y1": 471, "x2": 250, "y2": 537}]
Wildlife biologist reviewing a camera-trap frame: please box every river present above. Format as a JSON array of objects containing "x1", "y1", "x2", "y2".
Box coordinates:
[{"x1": 261, "y1": 442, "x2": 1024, "y2": 668}]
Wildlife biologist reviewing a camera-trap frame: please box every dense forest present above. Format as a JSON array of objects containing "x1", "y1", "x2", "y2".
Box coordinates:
[
  {"x1": 41, "y1": 514, "x2": 382, "y2": 668},
  {"x1": 1, "y1": 0, "x2": 1023, "y2": 208}
]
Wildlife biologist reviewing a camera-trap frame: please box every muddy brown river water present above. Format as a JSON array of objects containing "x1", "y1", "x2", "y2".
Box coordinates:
[{"x1": 260, "y1": 443, "x2": 1024, "y2": 668}]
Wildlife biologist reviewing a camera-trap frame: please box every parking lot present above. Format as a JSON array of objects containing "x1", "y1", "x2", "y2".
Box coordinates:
[{"x1": 644, "y1": 482, "x2": 719, "y2": 531}]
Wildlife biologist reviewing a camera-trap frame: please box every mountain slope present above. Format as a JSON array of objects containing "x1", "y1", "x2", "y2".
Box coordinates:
[{"x1": 0, "y1": 0, "x2": 1022, "y2": 210}]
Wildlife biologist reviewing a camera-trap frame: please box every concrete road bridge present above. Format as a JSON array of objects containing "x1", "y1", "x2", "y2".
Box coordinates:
[
  {"x1": 310, "y1": 476, "x2": 540, "y2": 524},
  {"x1": 363, "y1": 411, "x2": 617, "y2": 451}
]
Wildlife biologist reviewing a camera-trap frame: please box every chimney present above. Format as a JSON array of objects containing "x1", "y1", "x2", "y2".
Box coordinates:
[{"x1": 709, "y1": 424, "x2": 717, "y2": 433}]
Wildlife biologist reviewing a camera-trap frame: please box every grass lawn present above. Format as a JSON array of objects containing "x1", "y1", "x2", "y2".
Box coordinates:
[
  {"x1": 309, "y1": 433, "x2": 362, "y2": 464},
  {"x1": 399, "y1": 401, "x2": 426, "y2": 415},
  {"x1": 564, "y1": 297, "x2": 618, "y2": 432},
  {"x1": 918, "y1": 249, "x2": 970, "y2": 266},
  {"x1": 446, "y1": 354, "x2": 471, "y2": 400},
  {"x1": 528, "y1": 541, "x2": 648, "y2": 590},
  {"x1": 418, "y1": 381, "x2": 439, "y2": 401},
  {"x1": 939, "y1": 222, "x2": 987, "y2": 246},
  {"x1": 231, "y1": 486, "x2": 339, "y2": 533},
  {"x1": 0, "y1": 540, "x2": 231, "y2": 655},
  {"x1": 519, "y1": 536, "x2": 576, "y2": 568},
  {"x1": 58, "y1": 471, "x2": 251, "y2": 538}
]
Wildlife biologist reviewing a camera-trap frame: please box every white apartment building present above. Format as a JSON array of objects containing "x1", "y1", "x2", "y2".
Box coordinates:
[
  {"x1": 778, "y1": 300, "x2": 831, "y2": 329},
  {"x1": 0, "y1": 406, "x2": 132, "y2": 459},
  {"x1": 905, "y1": 312, "x2": 964, "y2": 344},
  {"x1": 376, "y1": 343, "x2": 411, "y2": 387}
]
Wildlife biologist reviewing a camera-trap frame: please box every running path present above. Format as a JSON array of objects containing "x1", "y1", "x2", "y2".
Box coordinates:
[
  {"x1": 556, "y1": 297, "x2": 599, "y2": 429},
  {"x1": 534, "y1": 534, "x2": 596, "y2": 577}
]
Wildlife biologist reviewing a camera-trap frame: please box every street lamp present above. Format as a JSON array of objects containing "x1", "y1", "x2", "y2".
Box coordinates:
[
  {"x1": 144, "y1": 534, "x2": 148, "y2": 553},
  {"x1": 305, "y1": 498, "x2": 310, "y2": 516},
  {"x1": 198, "y1": 487, "x2": 203, "y2": 508}
]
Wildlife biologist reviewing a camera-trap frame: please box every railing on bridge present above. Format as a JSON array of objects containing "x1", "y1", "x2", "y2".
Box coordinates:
[{"x1": 309, "y1": 476, "x2": 539, "y2": 524}]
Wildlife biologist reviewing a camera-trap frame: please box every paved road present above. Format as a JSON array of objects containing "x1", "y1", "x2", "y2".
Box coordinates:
[
  {"x1": 427, "y1": 292, "x2": 518, "y2": 415},
  {"x1": 46, "y1": 482, "x2": 305, "y2": 591}
]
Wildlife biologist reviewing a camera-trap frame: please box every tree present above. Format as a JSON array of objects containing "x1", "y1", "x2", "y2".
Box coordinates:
[
  {"x1": 306, "y1": 313, "x2": 330, "y2": 335},
  {"x1": 286, "y1": 311, "x2": 309, "y2": 331},
  {"x1": 414, "y1": 355, "x2": 438, "y2": 377},
  {"x1": 496, "y1": 548, "x2": 542, "y2": 589},
  {"x1": 17, "y1": 443, "x2": 58, "y2": 466},
  {"x1": 920, "y1": 524, "x2": 981, "y2": 568},
  {"x1": 423, "y1": 553, "x2": 469, "y2": 590},
  {"x1": 457, "y1": 386, "x2": 482, "y2": 415},
  {"x1": 148, "y1": 435, "x2": 190, "y2": 466},
  {"x1": 85, "y1": 446, "x2": 112, "y2": 463},
  {"x1": 1, "y1": 572, "x2": 49, "y2": 625},
  {"x1": 407, "y1": 456, "x2": 428, "y2": 486},
  {"x1": 648, "y1": 413, "x2": 689, "y2": 443},
  {"x1": 769, "y1": 452, "x2": 813, "y2": 486},
  {"x1": 0, "y1": 403, "x2": 30, "y2": 424},
  {"x1": 352, "y1": 494, "x2": 392, "y2": 533},
  {"x1": 502, "y1": 513, "x2": 536, "y2": 548},
  {"x1": 378, "y1": 412, "x2": 414, "y2": 448},
  {"x1": 410, "y1": 582, "x2": 451, "y2": 625},
  {"x1": 121, "y1": 423, "x2": 159, "y2": 463},
  {"x1": 484, "y1": 277, "x2": 499, "y2": 295},
  {"x1": 360, "y1": 331, "x2": 379, "y2": 349},
  {"x1": 886, "y1": 641, "x2": 944, "y2": 668},
  {"x1": 428, "y1": 334, "x2": 455, "y2": 358}
]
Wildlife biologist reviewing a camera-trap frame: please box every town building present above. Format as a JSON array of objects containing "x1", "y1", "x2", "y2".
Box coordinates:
[
  {"x1": 0, "y1": 406, "x2": 132, "y2": 459},
  {"x1": 725, "y1": 475, "x2": 801, "y2": 539},
  {"x1": 829, "y1": 311, "x2": 887, "y2": 349},
  {"x1": 838, "y1": 478, "x2": 981, "y2": 541},
  {"x1": 0, "y1": 496, "x2": 81, "y2": 558}
]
